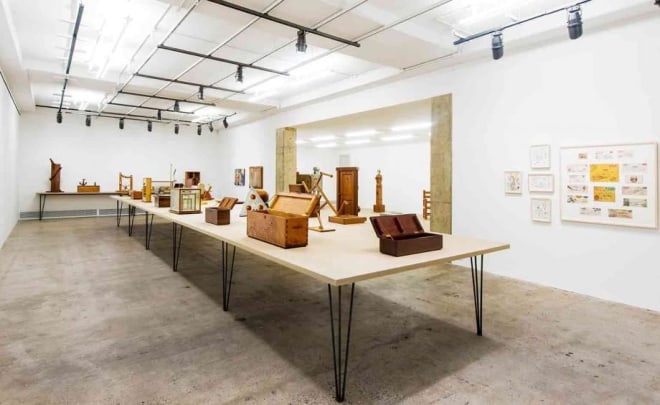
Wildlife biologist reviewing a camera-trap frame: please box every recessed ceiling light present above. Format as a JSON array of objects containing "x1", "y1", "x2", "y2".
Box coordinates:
[
  {"x1": 310, "y1": 135, "x2": 336, "y2": 142},
  {"x1": 345, "y1": 139, "x2": 371, "y2": 145},
  {"x1": 315, "y1": 142, "x2": 337, "y2": 148},
  {"x1": 381, "y1": 134, "x2": 415, "y2": 142},
  {"x1": 345, "y1": 129, "x2": 378, "y2": 138},
  {"x1": 391, "y1": 122, "x2": 431, "y2": 132}
]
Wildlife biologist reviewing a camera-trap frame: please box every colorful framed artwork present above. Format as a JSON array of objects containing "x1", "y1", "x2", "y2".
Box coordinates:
[
  {"x1": 234, "y1": 168, "x2": 245, "y2": 186},
  {"x1": 530, "y1": 144, "x2": 551, "y2": 169},
  {"x1": 249, "y1": 166, "x2": 263, "y2": 189},
  {"x1": 528, "y1": 174, "x2": 554, "y2": 193},
  {"x1": 531, "y1": 198, "x2": 552, "y2": 223},
  {"x1": 504, "y1": 171, "x2": 522, "y2": 194},
  {"x1": 560, "y1": 142, "x2": 657, "y2": 228}
]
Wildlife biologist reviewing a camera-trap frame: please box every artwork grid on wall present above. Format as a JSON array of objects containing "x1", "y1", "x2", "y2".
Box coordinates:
[
  {"x1": 530, "y1": 144, "x2": 551, "y2": 169},
  {"x1": 234, "y1": 168, "x2": 245, "y2": 186},
  {"x1": 528, "y1": 173, "x2": 554, "y2": 193},
  {"x1": 249, "y1": 166, "x2": 263, "y2": 188},
  {"x1": 531, "y1": 198, "x2": 552, "y2": 222},
  {"x1": 504, "y1": 171, "x2": 522, "y2": 194},
  {"x1": 559, "y1": 142, "x2": 657, "y2": 228}
]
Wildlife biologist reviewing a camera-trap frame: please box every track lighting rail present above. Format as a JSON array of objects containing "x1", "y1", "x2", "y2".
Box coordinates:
[{"x1": 134, "y1": 73, "x2": 245, "y2": 94}]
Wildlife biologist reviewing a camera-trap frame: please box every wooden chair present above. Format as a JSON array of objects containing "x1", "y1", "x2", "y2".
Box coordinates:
[{"x1": 423, "y1": 190, "x2": 431, "y2": 220}]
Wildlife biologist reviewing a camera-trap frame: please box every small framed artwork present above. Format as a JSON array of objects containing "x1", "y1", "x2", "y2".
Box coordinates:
[
  {"x1": 249, "y1": 166, "x2": 263, "y2": 188},
  {"x1": 528, "y1": 173, "x2": 554, "y2": 193},
  {"x1": 504, "y1": 171, "x2": 522, "y2": 194},
  {"x1": 234, "y1": 168, "x2": 245, "y2": 186},
  {"x1": 531, "y1": 198, "x2": 552, "y2": 222},
  {"x1": 530, "y1": 144, "x2": 551, "y2": 169}
]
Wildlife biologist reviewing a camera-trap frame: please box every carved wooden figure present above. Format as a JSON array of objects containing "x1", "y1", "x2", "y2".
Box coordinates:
[
  {"x1": 373, "y1": 169, "x2": 385, "y2": 213},
  {"x1": 49, "y1": 158, "x2": 62, "y2": 192}
]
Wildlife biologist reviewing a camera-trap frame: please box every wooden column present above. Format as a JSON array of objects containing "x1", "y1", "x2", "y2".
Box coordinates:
[
  {"x1": 430, "y1": 94, "x2": 452, "y2": 234},
  {"x1": 276, "y1": 127, "x2": 297, "y2": 193}
]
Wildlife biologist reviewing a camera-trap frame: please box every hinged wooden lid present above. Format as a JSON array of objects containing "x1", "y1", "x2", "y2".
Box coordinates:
[
  {"x1": 369, "y1": 214, "x2": 424, "y2": 239},
  {"x1": 269, "y1": 192, "x2": 320, "y2": 217}
]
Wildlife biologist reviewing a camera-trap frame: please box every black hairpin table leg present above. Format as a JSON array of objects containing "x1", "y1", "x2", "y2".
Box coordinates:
[
  {"x1": 220, "y1": 241, "x2": 237, "y2": 311},
  {"x1": 116, "y1": 201, "x2": 123, "y2": 227},
  {"x1": 145, "y1": 213, "x2": 154, "y2": 250},
  {"x1": 470, "y1": 255, "x2": 484, "y2": 336},
  {"x1": 128, "y1": 206, "x2": 136, "y2": 236},
  {"x1": 39, "y1": 194, "x2": 47, "y2": 220},
  {"x1": 172, "y1": 223, "x2": 183, "y2": 272},
  {"x1": 328, "y1": 283, "x2": 356, "y2": 403}
]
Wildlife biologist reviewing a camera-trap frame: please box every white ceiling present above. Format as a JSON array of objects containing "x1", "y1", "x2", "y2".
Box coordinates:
[{"x1": 0, "y1": 0, "x2": 653, "y2": 129}]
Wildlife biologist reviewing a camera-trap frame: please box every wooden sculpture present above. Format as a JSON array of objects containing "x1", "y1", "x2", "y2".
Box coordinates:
[
  {"x1": 118, "y1": 172, "x2": 133, "y2": 194},
  {"x1": 49, "y1": 158, "x2": 62, "y2": 192},
  {"x1": 373, "y1": 169, "x2": 385, "y2": 213}
]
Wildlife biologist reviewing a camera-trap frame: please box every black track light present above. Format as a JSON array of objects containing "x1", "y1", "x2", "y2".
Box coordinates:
[
  {"x1": 296, "y1": 30, "x2": 307, "y2": 53},
  {"x1": 492, "y1": 31, "x2": 503, "y2": 60},
  {"x1": 223, "y1": 117, "x2": 228, "y2": 129},
  {"x1": 56, "y1": 110, "x2": 62, "y2": 123},
  {"x1": 198, "y1": 86, "x2": 204, "y2": 100},
  {"x1": 174, "y1": 100, "x2": 180, "y2": 112},
  {"x1": 85, "y1": 115, "x2": 91, "y2": 127},
  {"x1": 147, "y1": 121, "x2": 152, "y2": 132},
  {"x1": 174, "y1": 123, "x2": 179, "y2": 134},
  {"x1": 197, "y1": 125, "x2": 202, "y2": 136},
  {"x1": 119, "y1": 118, "x2": 125, "y2": 130},
  {"x1": 656, "y1": 0, "x2": 660, "y2": 6},
  {"x1": 567, "y1": 6, "x2": 583, "y2": 40},
  {"x1": 157, "y1": 109, "x2": 162, "y2": 120},
  {"x1": 209, "y1": 122, "x2": 214, "y2": 132},
  {"x1": 235, "y1": 66, "x2": 243, "y2": 83}
]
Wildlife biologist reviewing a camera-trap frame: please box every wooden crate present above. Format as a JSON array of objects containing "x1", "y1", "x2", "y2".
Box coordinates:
[
  {"x1": 77, "y1": 185, "x2": 100, "y2": 193},
  {"x1": 247, "y1": 192, "x2": 319, "y2": 248},
  {"x1": 130, "y1": 190, "x2": 142, "y2": 200},
  {"x1": 206, "y1": 207, "x2": 230, "y2": 225},
  {"x1": 170, "y1": 188, "x2": 201, "y2": 214},
  {"x1": 153, "y1": 194, "x2": 170, "y2": 208},
  {"x1": 369, "y1": 214, "x2": 443, "y2": 257}
]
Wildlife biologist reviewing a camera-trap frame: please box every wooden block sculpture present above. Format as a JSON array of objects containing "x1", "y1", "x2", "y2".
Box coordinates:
[
  {"x1": 240, "y1": 187, "x2": 269, "y2": 217},
  {"x1": 373, "y1": 169, "x2": 385, "y2": 213},
  {"x1": 423, "y1": 189, "x2": 431, "y2": 220},
  {"x1": 118, "y1": 172, "x2": 133, "y2": 194},
  {"x1": 49, "y1": 158, "x2": 62, "y2": 192},
  {"x1": 329, "y1": 166, "x2": 367, "y2": 225}
]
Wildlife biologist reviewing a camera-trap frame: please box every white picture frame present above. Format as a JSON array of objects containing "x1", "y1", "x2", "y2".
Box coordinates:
[
  {"x1": 559, "y1": 142, "x2": 658, "y2": 228},
  {"x1": 504, "y1": 171, "x2": 522, "y2": 194},
  {"x1": 530, "y1": 144, "x2": 551, "y2": 169},
  {"x1": 531, "y1": 198, "x2": 552, "y2": 222},
  {"x1": 528, "y1": 173, "x2": 554, "y2": 193}
]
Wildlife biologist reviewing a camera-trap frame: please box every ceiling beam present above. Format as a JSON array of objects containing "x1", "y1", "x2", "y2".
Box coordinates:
[
  {"x1": 206, "y1": 0, "x2": 360, "y2": 47},
  {"x1": 158, "y1": 45, "x2": 290, "y2": 76},
  {"x1": 118, "y1": 90, "x2": 216, "y2": 107},
  {"x1": 108, "y1": 102, "x2": 195, "y2": 114},
  {"x1": 134, "y1": 73, "x2": 244, "y2": 94}
]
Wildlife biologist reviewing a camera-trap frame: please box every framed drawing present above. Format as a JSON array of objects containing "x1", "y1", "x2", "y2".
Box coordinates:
[
  {"x1": 560, "y1": 142, "x2": 657, "y2": 228},
  {"x1": 504, "y1": 171, "x2": 522, "y2": 194},
  {"x1": 249, "y1": 166, "x2": 263, "y2": 188},
  {"x1": 530, "y1": 198, "x2": 551, "y2": 223},
  {"x1": 234, "y1": 168, "x2": 245, "y2": 186},
  {"x1": 528, "y1": 174, "x2": 554, "y2": 193},
  {"x1": 530, "y1": 144, "x2": 551, "y2": 169}
]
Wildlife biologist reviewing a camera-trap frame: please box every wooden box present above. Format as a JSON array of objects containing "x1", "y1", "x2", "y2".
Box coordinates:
[
  {"x1": 153, "y1": 194, "x2": 170, "y2": 208},
  {"x1": 247, "y1": 192, "x2": 320, "y2": 248},
  {"x1": 130, "y1": 190, "x2": 142, "y2": 200},
  {"x1": 205, "y1": 197, "x2": 238, "y2": 225},
  {"x1": 170, "y1": 188, "x2": 201, "y2": 214},
  {"x1": 77, "y1": 185, "x2": 100, "y2": 193},
  {"x1": 369, "y1": 214, "x2": 443, "y2": 257}
]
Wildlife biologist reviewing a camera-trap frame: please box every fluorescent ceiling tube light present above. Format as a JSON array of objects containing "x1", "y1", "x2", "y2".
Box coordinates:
[
  {"x1": 345, "y1": 129, "x2": 378, "y2": 138},
  {"x1": 345, "y1": 139, "x2": 371, "y2": 145},
  {"x1": 315, "y1": 142, "x2": 337, "y2": 148},
  {"x1": 310, "y1": 135, "x2": 336, "y2": 142},
  {"x1": 390, "y1": 122, "x2": 431, "y2": 132},
  {"x1": 381, "y1": 134, "x2": 415, "y2": 142}
]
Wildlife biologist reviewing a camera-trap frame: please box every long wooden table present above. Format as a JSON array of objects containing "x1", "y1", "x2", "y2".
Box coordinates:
[
  {"x1": 112, "y1": 195, "x2": 509, "y2": 402},
  {"x1": 36, "y1": 191, "x2": 125, "y2": 220}
]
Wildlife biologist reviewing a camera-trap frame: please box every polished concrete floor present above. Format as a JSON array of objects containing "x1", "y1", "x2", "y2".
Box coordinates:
[{"x1": 0, "y1": 217, "x2": 658, "y2": 404}]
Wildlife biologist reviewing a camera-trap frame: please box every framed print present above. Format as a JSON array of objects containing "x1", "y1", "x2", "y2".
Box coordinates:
[
  {"x1": 504, "y1": 171, "x2": 522, "y2": 194},
  {"x1": 528, "y1": 174, "x2": 554, "y2": 193},
  {"x1": 234, "y1": 168, "x2": 245, "y2": 186},
  {"x1": 560, "y1": 142, "x2": 657, "y2": 228},
  {"x1": 531, "y1": 198, "x2": 552, "y2": 222},
  {"x1": 249, "y1": 166, "x2": 263, "y2": 188},
  {"x1": 530, "y1": 144, "x2": 551, "y2": 169}
]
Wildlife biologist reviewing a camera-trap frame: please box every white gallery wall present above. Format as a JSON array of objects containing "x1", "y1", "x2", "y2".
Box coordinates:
[
  {"x1": 0, "y1": 74, "x2": 19, "y2": 247},
  {"x1": 18, "y1": 109, "x2": 226, "y2": 217},
  {"x1": 298, "y1": 141, "x2": 430, "y2": 214},
  {"x1": 218, "y1": 14, "x2": 660, "y2": 311}
]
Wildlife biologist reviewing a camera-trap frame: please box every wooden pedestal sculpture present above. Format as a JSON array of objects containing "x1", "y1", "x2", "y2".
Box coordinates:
[
  {"x1": 329, "y1": 166, "x2": 366, "y2": 224},
  {"x1": 373, "y1": 170, "x2": 385, "y2": 213},
  {"x1": 49, "y1": 158, "x2": 62, "y2": 192}
]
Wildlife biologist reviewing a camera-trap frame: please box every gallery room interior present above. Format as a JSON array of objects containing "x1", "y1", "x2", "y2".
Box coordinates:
[{"x1": 0, "y1": 0, "x2": 658, "y2": 403}]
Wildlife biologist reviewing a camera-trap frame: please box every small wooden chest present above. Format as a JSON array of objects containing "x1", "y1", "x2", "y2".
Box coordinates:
[
  {"x1": 247, "y1": 192, "x2": 320, "y2": 248},
  {"x1": 205, "y1": 197, "x2": 238, "y2": 225},
  {"x1": 153, "y1": 194, "x2": 170, "y2": 208},
  {"x1": 130, "y1": 190, "x2": 142, "y2": 200},
  {"x1": 77, "y1": 185, "x2": 100, "y2": 193},
  {"x1": 370, "y1": 214, "x2": 443, "y2": 257}
]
